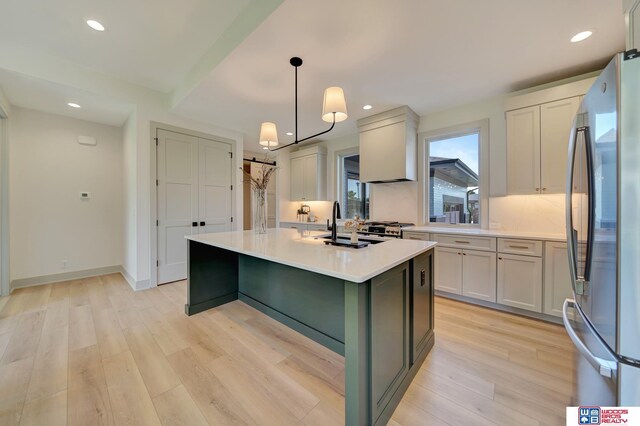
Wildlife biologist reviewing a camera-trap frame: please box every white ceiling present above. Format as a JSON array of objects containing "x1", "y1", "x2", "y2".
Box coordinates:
[
  {"x1": 0, "y1": 0, "x2": 627, "y2": 146},
  {"x1": 0, "y1": 69, "x2": 133, "y2": 126},
  {"x1": 0, "y1": 0, "x2": 251, "y2": 92},
  {"x1": 173, "y1": 0, "x2": 626, "y2": 151}
]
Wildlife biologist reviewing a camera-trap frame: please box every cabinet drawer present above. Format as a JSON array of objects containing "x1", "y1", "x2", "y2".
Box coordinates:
[
  {"x1": 498, "y1": 238, "x2": 542, "y2": 257},
  {"x1": 403, "y1": 231, "x2": 430, "y2": 241},
  {"x1": 432, "y1": 234, "x2": 496, "y2": 251}
]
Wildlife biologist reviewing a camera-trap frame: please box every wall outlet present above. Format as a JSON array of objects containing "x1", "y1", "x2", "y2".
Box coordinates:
[
  {"x1": 79, "y1": 192, "x2": 91, "y2": 199},
  {"x1": 489, "y1": 222, "x2": 501, "y2": 229},
  {"x1": 61, "y1": 260, "x2": 68, "y2": 270}
]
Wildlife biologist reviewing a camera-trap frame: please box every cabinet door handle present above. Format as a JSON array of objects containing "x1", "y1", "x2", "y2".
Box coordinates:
[
  {"x1": 508, "y1": 245, "x2": 529, "y2": 249},
  {"x1": 420, "y1": 270, "x2": 426, "y2": 287},
  {"x1": 499, "y1": 257, "x2": 503, "y2": 260},
  {"x1": 536, "y1": 187, "x2": 540, "y2": 192},
  {"x1": 457, "y1": 252, "x2": 462, "y2": 255},
  {"x1": 463, "y1": 253, "x2": 467, "y2": 256},
  {"x1": 200, "y1": 221, "x2": 205, "y2": 227},
  {"x1": 192, "y1": 222, "x2": 198, "y2": 227},
  {"x1": 454, "y1": 240, "x2": 470, "y2": 244}
]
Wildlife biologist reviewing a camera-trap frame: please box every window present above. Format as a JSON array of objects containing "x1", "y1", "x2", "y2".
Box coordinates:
[
  {"x1": 427, "y1": 130, "x2": 481, "y2": 225},
  {"x1": 339, "y1": 154, "x2": 369, "y2": 220}
]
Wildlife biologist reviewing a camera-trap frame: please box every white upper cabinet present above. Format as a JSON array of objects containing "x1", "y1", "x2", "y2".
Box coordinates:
[
  {"x1": 357, "y1": 106, "x2": 419, "y2": 183},
  {"x1": 506, "y1": 106, "x2": 540, "y2": 194},
  {"x1": 506, "y1": 96, "x2": 580, "y2": 195},
  {"x1": 290, "y1": 146, "x2": 327, "y2": 201},
  {"x1": 625, "y1": 0, "x2": 640, "y2": 50},
  {"x1": 540, "y1": 97, "x2": 581, "y2": 193}
]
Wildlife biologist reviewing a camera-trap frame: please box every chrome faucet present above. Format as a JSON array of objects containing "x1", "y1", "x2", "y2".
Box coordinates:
[{"x1": 331, "y1": 201, "x2": 341, "y2": 242}]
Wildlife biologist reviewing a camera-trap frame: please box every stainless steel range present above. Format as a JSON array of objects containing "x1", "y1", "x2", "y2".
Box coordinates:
[{"x1": 357, "y1": 221, "x2": 414, "y2": 238}]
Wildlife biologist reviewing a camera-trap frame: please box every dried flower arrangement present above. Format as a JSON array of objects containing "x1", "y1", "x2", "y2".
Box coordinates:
[{"x1": 240, "y1": 158, "x2": 278, "y2": 191}]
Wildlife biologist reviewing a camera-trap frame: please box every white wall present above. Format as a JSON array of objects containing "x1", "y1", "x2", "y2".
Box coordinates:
[
  {"x1": 9, "y1": 107, "x2": 123, "y2": 283},
  {"x1": 122, "y1": 110, "x2": 137, "y2": 283},
  {"x1": 277, "y1": 72, "x2": 596, "y2": 234},
  {"x1": 0, "y1": 89, "x2": 9, "y2": 295}
]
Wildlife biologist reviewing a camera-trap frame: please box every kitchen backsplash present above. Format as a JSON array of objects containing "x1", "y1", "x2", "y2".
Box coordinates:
[
  {"x1": 280, "y1": 193, "x2": 566, "y2": 236},
  {"x1": 489, "y1": 194, "x2": 565, "y2": 234},
  {"x1": 281, "y1": 201, "x2": 334, "y2": 223}
]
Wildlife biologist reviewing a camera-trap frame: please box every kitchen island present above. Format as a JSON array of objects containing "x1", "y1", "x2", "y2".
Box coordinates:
[{"x1": 185, "y1": 228, "x2": 436, "y2": 426}]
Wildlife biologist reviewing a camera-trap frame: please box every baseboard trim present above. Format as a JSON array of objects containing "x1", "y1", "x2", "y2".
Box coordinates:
[
  {"x1": 435, "y1": 291, "x2": 563, "y2": 325},
  {"x1": 10, "y1": 265, "x2": 122, "y2": 292}
]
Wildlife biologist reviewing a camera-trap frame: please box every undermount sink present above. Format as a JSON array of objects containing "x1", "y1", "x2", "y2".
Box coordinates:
[{"x1": 315, "y1": 234, "x2": 388, "y2": 248}]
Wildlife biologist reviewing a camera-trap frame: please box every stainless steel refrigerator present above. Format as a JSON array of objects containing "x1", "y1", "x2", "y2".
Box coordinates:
[{"x1": 564, "y1": 51, "x2": 640, "y2": 406}]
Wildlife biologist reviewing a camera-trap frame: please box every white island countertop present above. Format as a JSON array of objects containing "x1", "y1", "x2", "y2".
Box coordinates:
[{"x1": 186, "y1": 228, "x2": 436, "y2": 283}]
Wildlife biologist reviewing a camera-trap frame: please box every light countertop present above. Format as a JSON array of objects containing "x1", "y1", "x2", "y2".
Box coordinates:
[
  {"x1": 405, "y1": 226, "x2": 566, "y2": 241},
  {"x1": 186, "y1": 229, "x2": 436, "y2": 283}
]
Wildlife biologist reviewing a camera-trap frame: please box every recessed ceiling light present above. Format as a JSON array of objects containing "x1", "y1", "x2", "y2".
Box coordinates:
[
  {"x1": 67, "y1": 102, "x2": 82, "y2": 108},
  {"x1": 262, "y1": 146, "x2": 269, "y2": 150},
  {"x1": 363, "y1": 105, "x2": 372, "y2": 110},
  {"x1": 286, "y1": 132, "x2": 293, "y2": 136},
  {"x1": 86, "y1": 20, "x2": 105, "y2": 32},
  {"x1": 571, "y1": 31, "x2": 592, "y2": 43}
]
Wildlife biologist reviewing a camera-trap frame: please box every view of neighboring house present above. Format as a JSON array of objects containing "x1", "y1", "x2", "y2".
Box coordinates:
[{"x1": 429, "y1": 156, "x2": 479, "y2": 224}]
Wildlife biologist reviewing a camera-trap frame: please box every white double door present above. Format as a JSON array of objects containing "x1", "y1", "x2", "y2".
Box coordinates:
[{"x1": 157, "y1": 129, "x2": 232, "y2": 284}]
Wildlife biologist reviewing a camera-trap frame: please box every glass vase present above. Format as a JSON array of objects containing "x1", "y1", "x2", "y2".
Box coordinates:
[{"x1": 253, "y1": 188, "x2": 268, "y2": 234}]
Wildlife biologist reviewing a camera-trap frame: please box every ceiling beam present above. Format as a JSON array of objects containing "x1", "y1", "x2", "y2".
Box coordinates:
[{"x1": 170, "y1": 0, "x2": 284, "y2": 109}]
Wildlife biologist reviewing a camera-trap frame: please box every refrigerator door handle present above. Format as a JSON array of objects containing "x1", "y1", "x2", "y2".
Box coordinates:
[
  {"x1": 563, "y1": 299, "x2": 617, "y2": 378},
  {"x1": 566, "y1": 123, "x2": 579, "y2": 290}
]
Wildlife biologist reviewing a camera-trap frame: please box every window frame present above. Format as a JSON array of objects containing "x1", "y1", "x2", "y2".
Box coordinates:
[
  {"x1": 418, "y1": 119, "x2": 489, "y2": 228},
  {"x1": 336, "y1": 147, "x2": 370, "y2": 220}
]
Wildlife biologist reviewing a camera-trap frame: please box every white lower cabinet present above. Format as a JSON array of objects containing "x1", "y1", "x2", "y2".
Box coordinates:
[
  {"x1": 434, "y1": 247, "x2": 463, "y2": 294},
  {"x1": 403, "y1": 231, "x2": 430, "y2": 241},
  {"x1": 435, "y1": 247, "x2": 496, "y2": 301},
  {"x1": 497, "y1": 253, "x2": 543, "y2": 312},
  {"x1": 543, "y1": 241, "x2": 572, "y2": 317},
  {"x1": 462, "y1": 250, "x2": 497, "y2": 302}
]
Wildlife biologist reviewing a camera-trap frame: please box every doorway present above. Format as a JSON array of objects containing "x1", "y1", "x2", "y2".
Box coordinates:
[
  {"x1": 156, "y1": 128, "x2": 233, "y2": 284},
  {"x1": 242, "y1": 158, "x2": 277, "y2": 230}
]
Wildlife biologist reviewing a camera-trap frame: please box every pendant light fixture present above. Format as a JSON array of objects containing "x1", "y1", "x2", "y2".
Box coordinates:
[{"x1": 259, "y1": 57, "x2": 348, "y2": 152}]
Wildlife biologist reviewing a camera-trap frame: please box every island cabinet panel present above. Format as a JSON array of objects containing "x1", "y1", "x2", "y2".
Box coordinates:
[
  {"x1": 185, "y1": 241, "x2": 238, "y2": 315},
  {"x1": 238, "y1": 255, "x2": 345, "y2": 351},
  {"x1": 370, "y1": 262, "x2": 410, "y2": 425},
  {"x1": 411, "y1": 251, "x2": 433, "y2": 364}
]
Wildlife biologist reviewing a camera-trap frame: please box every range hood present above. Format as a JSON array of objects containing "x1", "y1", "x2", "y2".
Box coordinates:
[{"x1": 357, "y1": 106, "x2": 419, "y2": 183}]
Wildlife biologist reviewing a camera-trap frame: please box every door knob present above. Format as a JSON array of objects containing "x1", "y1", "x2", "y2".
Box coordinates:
[
  {"x1": 192, "y1": 222, "x2": 198, "y2": 227},
  {"x1": 200, "y1": 221, "x2": 205, "y2": 227}
]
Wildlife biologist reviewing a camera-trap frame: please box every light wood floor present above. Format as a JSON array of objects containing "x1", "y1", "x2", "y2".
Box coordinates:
[{"x1": 0, "y1": 274, "x2": 576, "y2": 425}]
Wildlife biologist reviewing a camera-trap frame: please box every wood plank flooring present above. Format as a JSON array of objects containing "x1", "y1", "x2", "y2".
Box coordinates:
[{"x1": 0, "y1": 274, "x2": 576, "y2": 425}]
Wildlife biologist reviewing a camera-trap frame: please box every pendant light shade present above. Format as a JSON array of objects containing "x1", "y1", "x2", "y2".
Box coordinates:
[
  {"x1": 322, "y1": 87, "x2": 348, "y2": 123},
  {"x1": 259, "y1": 122, "x2": 279, "y2": 148}
]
